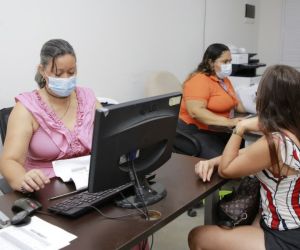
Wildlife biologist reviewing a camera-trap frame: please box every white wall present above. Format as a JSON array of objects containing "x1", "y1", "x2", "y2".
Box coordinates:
[
  {"x1": 0, "y1": 0, "x2": 286, "y2": 108},
  {"x1": 0, "y1": 0, "x2": 205, "y2": 108},
  {"x1": 0, "y1": 0, "x2": 287, "y2": 150},
  {"x1": 257, "y1": 0, "x2": 284, "y2": 73},
  {"x1": 280, "y1": 0, "x2": 300, "y2": 70},
  {"x1": 204, "y1": 0, "x2": 259, "y2": 53},
  {"x1": 204, "y1": 0, "x2": 285, "y2": 74}
]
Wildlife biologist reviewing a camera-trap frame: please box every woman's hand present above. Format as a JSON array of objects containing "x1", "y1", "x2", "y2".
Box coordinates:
[
  {"x1": 235, "y1": 116, "x2": 259, "y2": 135},
  {"x1": 195, "y1": 158, "x2": 218, "y2": 182},
  {"x1": 14, "y1": 169, "x2": 50, "y2": 193},
  {"x1": 240, "y1": 116, "x2": 259, "y2": 132},
  {"x1": 229, "y1": 117, "x2": 245, "y2": 127}
]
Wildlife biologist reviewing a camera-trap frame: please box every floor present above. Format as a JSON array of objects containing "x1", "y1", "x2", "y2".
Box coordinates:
[
  {"x1": 152, "y1": 206, "x2": 204, "y2": 250},
  {"x1": 151, "y1": 180, "x2": 240, "y2": 250}
]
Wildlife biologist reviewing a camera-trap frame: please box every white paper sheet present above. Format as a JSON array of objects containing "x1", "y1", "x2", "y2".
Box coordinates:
[
  {"x1": 52, "y1": 155, "x2": 90, "y2": 190},
  {"x1": 0, "y1": 216, "x2": 77, "y2": 250},
  {"x1": 235, "y1": 84, "x2": 258, "y2": 114}
]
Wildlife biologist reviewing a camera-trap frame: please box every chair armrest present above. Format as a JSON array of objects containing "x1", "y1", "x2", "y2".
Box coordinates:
[{"x1": 173, "y1": 128, "x2": 201, "y2": 156}]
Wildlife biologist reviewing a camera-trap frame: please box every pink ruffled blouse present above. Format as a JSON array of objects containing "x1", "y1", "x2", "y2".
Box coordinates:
[{"x1": 15, "y1": 86, "x2": 97, "y2": 178}]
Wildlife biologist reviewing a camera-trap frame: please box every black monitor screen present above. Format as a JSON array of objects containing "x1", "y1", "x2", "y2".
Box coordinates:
[{"x1": 88, "y1": 92, "x2": 182, "y2": 207}]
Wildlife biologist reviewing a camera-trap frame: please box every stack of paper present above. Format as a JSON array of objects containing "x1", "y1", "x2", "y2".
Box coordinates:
[
  {"x1": 52, "y1": 155, "x2": 91, "y2": 190},
  {"x1": 0, "y1": 216, "x2": 77, "y2": 249}
]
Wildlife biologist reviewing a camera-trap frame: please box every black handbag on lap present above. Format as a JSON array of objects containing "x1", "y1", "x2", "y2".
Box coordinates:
[{"x1": 217, "y1": 176, "x2": 260, "y2": 229}]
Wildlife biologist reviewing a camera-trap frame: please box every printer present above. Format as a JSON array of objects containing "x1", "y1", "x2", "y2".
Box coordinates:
[{"x1": 231, "y1": 53, "x2": 266, "y2": 77}]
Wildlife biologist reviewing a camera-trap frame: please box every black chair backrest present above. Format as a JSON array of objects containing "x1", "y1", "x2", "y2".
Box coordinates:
[
  {"x1": 173, "y1": 128, "x2": 201, "y2": 157},
  {"x1": 0, "y1": 107, "x2": 13, "y2": 144},
  {"x1": 0, "y1": 107, "x2": 14, "y2": 194}
]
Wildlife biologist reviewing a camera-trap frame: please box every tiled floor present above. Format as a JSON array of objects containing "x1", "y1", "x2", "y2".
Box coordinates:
[
  {"x1": 152, "y1": 206, "x2": 204, "y2": 250},
  {"x1": 151, "y1": 180, "x2": 240, "y2": 250}
]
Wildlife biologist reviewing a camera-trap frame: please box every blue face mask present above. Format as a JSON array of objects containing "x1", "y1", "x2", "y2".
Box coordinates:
[
  {"x1": 47, "y1": 75, "x2": 77, "y2": 97},
  {"x1": 216, "y1": 63, "x2": 232, "y2": 79}
]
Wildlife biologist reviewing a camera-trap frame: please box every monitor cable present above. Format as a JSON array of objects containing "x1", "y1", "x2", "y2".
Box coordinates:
[
  {"x1": 87, "y1": 205, "x2": 145, "y2": 220},
  {"x1": 119, "y1": 192, "x2": 154, "y2": 250},
  {"x1": 126, "y1": 151, "x2": 150, "y2": 220},
  {"x1": 119, "y1": 192, "x2": 149, "y2": 218},
  {"x1": 128, "y1": 159, "x2": 150, "y2": 220},
  {"x1": 128, "y1": 160, "x2": 153, "y2": 250}
]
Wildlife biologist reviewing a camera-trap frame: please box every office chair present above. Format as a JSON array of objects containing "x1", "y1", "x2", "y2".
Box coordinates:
[
  {"x1": 0, "y1": 107, "x2": 13, "y2": 194},
  {"x1": 145, "y1": 71, "x2": 201, "y2": 157},
  {"x1": 0, "y1": 107, "x2": 13, "y2": 145}
]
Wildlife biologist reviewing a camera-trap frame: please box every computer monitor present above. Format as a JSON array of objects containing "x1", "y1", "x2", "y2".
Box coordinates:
[{"x1": 88, "y1": 92, "x2": 182, "y2": 208}]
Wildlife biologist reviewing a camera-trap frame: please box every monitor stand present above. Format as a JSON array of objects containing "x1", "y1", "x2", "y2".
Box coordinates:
[{"x1": 115, "y1": 176, "x2": 167, "y2": 208}]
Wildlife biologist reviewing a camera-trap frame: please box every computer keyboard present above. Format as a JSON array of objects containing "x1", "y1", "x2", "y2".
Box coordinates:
[{"x1": 48, "y1": 183, "x2": 133, "y2": 217}]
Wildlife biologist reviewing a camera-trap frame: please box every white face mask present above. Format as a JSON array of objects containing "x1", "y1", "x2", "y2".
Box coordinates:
[
  {"x1": 216, "y1": 63, "x2": 232, "y2": 79},
  {"x1": 47, "y1": 75, "x2": 77, "y2": 97}
]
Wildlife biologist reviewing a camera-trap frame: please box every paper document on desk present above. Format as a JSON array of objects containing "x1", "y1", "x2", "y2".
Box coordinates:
[
  {"x1": 0, "y1": 216, "x2": 77, "y2": 249},
  {"x1": 52, "y1": 155, "x2": 90, "y2": 190},
  {"x1": 235, "y1": 84, "x2": 258, "y2": 114}
]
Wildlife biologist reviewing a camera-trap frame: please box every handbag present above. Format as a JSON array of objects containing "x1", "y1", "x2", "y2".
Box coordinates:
[{"x1": 217, "y1": 176, "x2": 260, "y2": 229}]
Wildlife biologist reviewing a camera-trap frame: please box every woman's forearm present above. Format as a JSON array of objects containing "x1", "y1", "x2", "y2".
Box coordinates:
[
  {"x1": 191, "y1": 107, "x2": 235, "y2": 127},
  {"x1": 218, "y1": 130, "x2": 244, "y2": 177},
  {"x1": 212, "y1": 146, "x2": 246, "y2": 171},
  {"x1": 0, "y1": 158, "x2": 26, "y2": 190}
]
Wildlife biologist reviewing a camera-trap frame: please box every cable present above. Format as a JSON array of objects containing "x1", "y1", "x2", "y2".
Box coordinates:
[
  {"x1": 76, "y1": 205, "x2": 144, "y2": 220},
  {"x1": 119, "y1": 192, "x2": 148, "y2": 219},
  {"x1": 130, "y1": 161, "x2": 150, "y2": 220},
  {"x1": 150, "y1": 234, "x2": 154, "y2": 250},
  {"x1": 128, "y1": 160, "x2": 153, "y2": 250},
  {"x1": 117, "y1": 193, "x2": 154, "y2": 250},
  {"x1": 125, "y1": 151, "x2": 150, "y2": 220}
]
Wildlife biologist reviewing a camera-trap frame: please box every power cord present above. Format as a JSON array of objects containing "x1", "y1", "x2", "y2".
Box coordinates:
[
  {"x1": 87, "y1": 205, "x2": 144, "y2": 220},
  {"x1": 122, "y1": 151, "x2": 150, "y2": 220},
  {"x1": 126, "y1": 157, "x2": 154, "y2": 250},
  {"x1": 127, "y1": 158, "x2": 150, "y2": 220},
  {"x1": 119, "y1": 192, "x2": 148, "y2": 219}
]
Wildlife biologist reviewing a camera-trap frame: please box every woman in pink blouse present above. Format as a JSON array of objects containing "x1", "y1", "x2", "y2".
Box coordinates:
[{"x1": 0, "y1": 39, "x2": 101, "y2": 192}]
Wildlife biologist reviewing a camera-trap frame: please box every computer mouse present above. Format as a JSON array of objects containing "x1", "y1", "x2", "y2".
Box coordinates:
[
  {"x1": 11, "y1": 210, "x2": 31, "y2": 226},
  {"x1": 11, "y1": 198, "x2": 42, "y2": 215}
]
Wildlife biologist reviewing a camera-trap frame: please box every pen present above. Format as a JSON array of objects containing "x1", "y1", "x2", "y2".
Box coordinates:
[{"x1": 48, "y1": 188, "x2": 87, "y2": 201}]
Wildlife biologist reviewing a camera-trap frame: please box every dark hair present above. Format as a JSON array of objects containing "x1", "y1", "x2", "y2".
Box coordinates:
[
  {"x1": 256, "y1": 64, "x2": 300, "y2": 176},
  {"x1": 187, "y1": 43, "x2": 230, "y2": 81},
  {"x1": 35, "y1": 39, "x2": 76, "y2": 88}
]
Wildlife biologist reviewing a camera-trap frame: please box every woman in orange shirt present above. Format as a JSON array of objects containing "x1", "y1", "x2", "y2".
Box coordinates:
[{"x1": 178, "y1": 43, "x2": 246, "y2": 158}]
